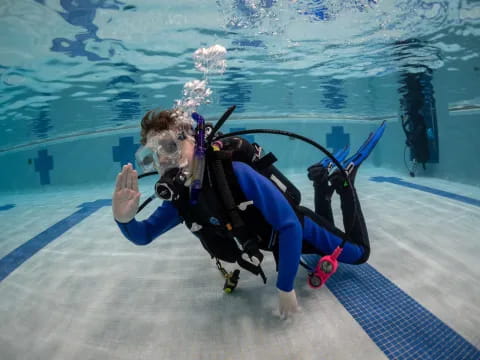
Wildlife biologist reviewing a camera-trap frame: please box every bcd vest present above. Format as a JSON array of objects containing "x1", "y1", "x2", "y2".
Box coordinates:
[{"x1": 170, "y1": 136, "x2": 303, "y2": 281}]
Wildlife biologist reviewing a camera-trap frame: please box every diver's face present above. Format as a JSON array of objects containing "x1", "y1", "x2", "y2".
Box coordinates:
[
  {"x1": 156, "y1": 138, "x2": 194, "y2": 171},
  {"x1": 143, "y1": 130, "x2": 195, "y2": 175}
]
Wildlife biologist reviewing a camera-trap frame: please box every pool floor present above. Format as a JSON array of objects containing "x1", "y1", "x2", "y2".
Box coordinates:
[{"x1": 0, "y1": 167, "x2": 479, "y2": 360}]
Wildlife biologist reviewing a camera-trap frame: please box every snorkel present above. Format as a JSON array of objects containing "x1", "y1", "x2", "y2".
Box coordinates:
[
  {"x1": 190, "y1": 112, "x2": 207, "y2": 204},
  {"x1": 169, "y1": 45, "x2": 226, "y2": 205}
]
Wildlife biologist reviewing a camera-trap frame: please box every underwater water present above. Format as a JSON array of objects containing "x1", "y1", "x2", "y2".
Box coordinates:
[{"x1": 0, "y1": 1, "x2": 479, "y2": 359}]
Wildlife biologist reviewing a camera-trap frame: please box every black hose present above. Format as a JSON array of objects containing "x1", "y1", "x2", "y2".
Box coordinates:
[
  {"x1": 213, "y1": 129, "x2": 356, "y2": 243},
  {"x1": 138, "y1": 171, "x2": 157, "y2": 179},
  {"x1": 135, "y1": 171, "x2": 158, "y2": 212},
  {"x1": 207, "y1": 105, "x2": 237, "y2": 143},
  {"x1": 136, "y1": 194, "x2": 155, "y2": 214}
]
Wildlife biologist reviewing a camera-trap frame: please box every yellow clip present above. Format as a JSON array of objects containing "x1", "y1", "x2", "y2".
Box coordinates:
[
  {"x1": 212, "y1": 144, "x2": 221, "y2": 151},
  {"x1": 224, "y1": 288, "x2": 232, "y2": 294}
]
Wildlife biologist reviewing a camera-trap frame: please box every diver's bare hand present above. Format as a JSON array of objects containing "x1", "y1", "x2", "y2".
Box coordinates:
[
  {"x1": 113, "y1": 163, "x2": 141, "y2": 223},
  {"x1": 278, "y1": 288, "x2": 300, "y2": 319}
]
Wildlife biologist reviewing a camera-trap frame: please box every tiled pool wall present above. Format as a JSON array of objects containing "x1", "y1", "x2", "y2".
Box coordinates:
[
  {"x1": 2, "y1": 47, "x2": 480, "y2": 193},
  {"x1": 0, "y1": 110, "x2": 478, "y2": 193}
]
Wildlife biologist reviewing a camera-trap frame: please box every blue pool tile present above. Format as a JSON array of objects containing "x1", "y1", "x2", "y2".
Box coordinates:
[{"x1": 34, "y1": 149, "x2": 54, "y2": 185}]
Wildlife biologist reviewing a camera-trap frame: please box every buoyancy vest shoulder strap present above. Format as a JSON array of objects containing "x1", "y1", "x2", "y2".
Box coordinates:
[{"x1": 209, "y1": 151, "x2": 267, "y2": 283}]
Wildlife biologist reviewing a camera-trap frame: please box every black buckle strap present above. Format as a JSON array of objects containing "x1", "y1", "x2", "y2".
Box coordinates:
[
  {"x1": 253, "y1": 152, "x2": 277, "y2": 171},
  {"x1": 237, "y1": 253, "x2": 267, "y2": 284},
  {"x1": 210, "y1": 156, "x2": 267, "y2": 284},
  {"x1": 242, "y1": 238, "x2": 262, "y2": 257}
]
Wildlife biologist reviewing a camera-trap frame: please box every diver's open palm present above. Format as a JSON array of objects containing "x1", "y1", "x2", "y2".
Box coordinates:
[{"x1": 113, "y1": 163, "x2": 141, "y2": 223}]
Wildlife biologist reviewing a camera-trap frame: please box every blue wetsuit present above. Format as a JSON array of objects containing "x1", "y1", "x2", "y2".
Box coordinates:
[{"x1": 117, "y1": 162, "x2": 366, "y2": 292}]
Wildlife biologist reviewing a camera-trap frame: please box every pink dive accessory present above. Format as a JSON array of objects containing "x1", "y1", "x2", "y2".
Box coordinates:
[{"x1": 307, "y1": 246, "x2": 343, "y2": 289}]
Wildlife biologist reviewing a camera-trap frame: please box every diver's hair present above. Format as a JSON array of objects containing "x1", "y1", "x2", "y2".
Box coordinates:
[{"x1": 140, "y1": 108, "x2": 192, "y2": 145}]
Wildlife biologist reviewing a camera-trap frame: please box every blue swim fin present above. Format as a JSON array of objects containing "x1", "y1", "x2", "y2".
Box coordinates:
[
  {"x1": 317, "y1": 145, "x2": 350, "y2": 171},
  {"x1": 308, "y1": 145, "x2": 351, "y2": 184},
  {"x1": 341, "y1": 121, "x2": 386, "y2": 176}
]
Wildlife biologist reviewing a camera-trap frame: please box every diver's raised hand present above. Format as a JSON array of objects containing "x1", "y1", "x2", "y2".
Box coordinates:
[{"x1": 113, "y1": 163, "x2": 141, "y2": 223}]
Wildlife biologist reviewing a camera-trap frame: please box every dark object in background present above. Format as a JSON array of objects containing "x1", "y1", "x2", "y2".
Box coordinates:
[{"x1": 398, "y1": 68, "x2": 439, "y2": 177}]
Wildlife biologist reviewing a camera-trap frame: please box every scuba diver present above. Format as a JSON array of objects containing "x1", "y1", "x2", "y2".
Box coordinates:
[{"x1": 113, "y1": 107, "x2": 385, "y2": 318}]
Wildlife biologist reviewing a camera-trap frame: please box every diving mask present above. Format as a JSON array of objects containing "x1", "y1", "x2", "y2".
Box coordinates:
[{"x1": 135, "y1": 130, "x2": 188, "y2": 176}]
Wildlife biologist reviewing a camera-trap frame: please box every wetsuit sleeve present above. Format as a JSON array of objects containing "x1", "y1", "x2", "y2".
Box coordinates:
[
  {"x1": 232, "y1": 161, "x2": 302, "y2": 292},
  {"x1": 115, "y1": 201, "x2": 182, "y2": 245}
]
